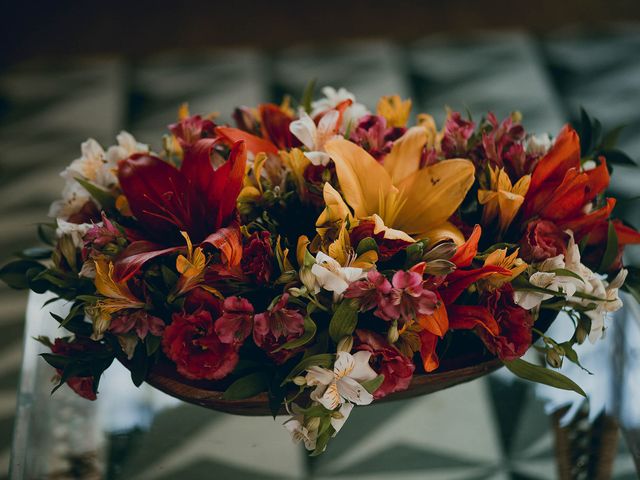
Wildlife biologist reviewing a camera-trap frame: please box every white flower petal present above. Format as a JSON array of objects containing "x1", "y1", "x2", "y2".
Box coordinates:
[
  {"x1": 331, "y1": 403, "x2": 353, "y2": 435},
  {"x1": 337, "y1": 376, "x2": 374, "y2": 406},
  {"x1": 305, "y1": 151, "x2": 331, "y2": 166},
  {"x1": 349, "y1": 351, "x2": 378, "y2": 383},
  {"x1": 289, "y1": 113, "x2": 317, "y2": 150}
]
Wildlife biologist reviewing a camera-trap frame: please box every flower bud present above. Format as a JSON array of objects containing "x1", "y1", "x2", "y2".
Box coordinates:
[
  {"x1": 423, "y1": 241, "x2": 457, "y2": 262},
  {"x1": 306, "y1": 416, "x2": 321, "y2": 432},
  {"x1": 337, "y1": 336, "x2": 353, "y2": 353},
  {"x1": 300, "y1": 268, "x2": 319, "y2": 292},
  {"x1": 288, "y1": 287, "x2": 307, "y2": 297},
  {"x1": 387, "y1": 320, "x2": 399, "y2": 344},
  {"x1": 574, "y1": 325, "x2": 588, "y2": 345},
  {"x1": 424, "y1": 259, "x2": 456, "y2": 276},
  {"x1": 293, "y1": 376, "x2": 307, "y2": 386},
  {"x1": 546, "y1": 348, "x2": 563, "y2": 368}
]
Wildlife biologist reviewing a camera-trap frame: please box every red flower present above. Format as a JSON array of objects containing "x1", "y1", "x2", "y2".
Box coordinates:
[
  {"x1": 169, "y1": 115, "x2": 216, "y2": 148},
  {"x1": 349, "y1": 114, "x2": 406, "y2": 161},
  {"x1": 114, "y1": 133, "x2": 247, "y2": 280},
  {"x1": 520, "y1": 219, "x2": 569, "y2": 262},
  {"x1": 350, "y1": 219, "x2": 413, "y2": 261},
  {"x1": 258, "y1": 103, "x2": 300, "y2": 150},
  {"x1": 354, "y1": 330, "x2": 415, "y2": 399},
  {"x1": 50, "y1": 338, "x2": 99, "y2": 401},
  {"x1": 521, "y1": 125, "x2": 640, "y2": 250},
  {"x1": 162, "y1": 308, "x2": 239, "y2": 381},
  {"x1": 480, "y1": 285, "x2": 533, "y2": 361},
  {"x1": 441, "y1": 112, "x2": 475, "y2": 158},
  {"x1": 215, "y1": 296, "x2": 254, "y2": 345},
  {"x1": 109, "y1": 310, "x2": 165, "y2": 339},
  {"x1": 241, "y1": 231, "x2": 274, "y2": 284},
  {"x1": 344, "y1": 270, "x2": 392, "y2": 312},
  {"x1": 376, "y1": 268, "x2": 438, "y2": 322},
  {"x1": 253, "y1": 294, "x2": 305, "y2": 364}
]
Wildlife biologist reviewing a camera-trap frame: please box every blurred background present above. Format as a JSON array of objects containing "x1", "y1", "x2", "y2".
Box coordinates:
[{"x1": 2, "y1": 1, "x2": 640, "y2": 479}]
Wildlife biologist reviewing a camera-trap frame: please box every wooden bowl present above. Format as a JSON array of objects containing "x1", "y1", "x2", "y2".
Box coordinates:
[
  {"x1": 137, "y1": 355, "x2": 503, "y2": 416},
  {"x1": 127, "y1": 311, "x2": 555, "y2": 416}
]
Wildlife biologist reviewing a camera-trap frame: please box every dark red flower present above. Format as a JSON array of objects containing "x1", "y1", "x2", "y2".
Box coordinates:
[
  {"x1": 169, "y1": 115, "x2": 216, "y2": 148},
  {"x1": 344, "y1": 270, "x2": 392, "y2": 312},
  {"x1": 162, "y1": 308, "x2": 238, "y2": 381},
  {"x1": 441, "y1": 112, "x2": 475, "y2": 158},
  {"x1": 349, "y1": 114, "x2": 406, "y2": 161},
  {"x1": 258, "y1": 103, "x2": 301, "y2": 150},
  {"x1": 241, "y1": 231, "x2": 274, "y2": 284},
  {"x1": 109, "y1": 310, "x2": 165, "y2": 339},
  {"x1": 253, "y1": 294, "x2": 305, "y2": 364},
  {"x1": 480, "y1": 285, "x2": 533, "y2": 361},
  {"x1": 350, "y1": 219, "x2": 413, "y2": 261},
  {"x1": 354, "y1": 330, "x2": 415, "y2": 399},
  {"x1": 50, "y1": 338, "x2": 100, "y2": 401},
  {"x1": 520, "y1": 219, "x2": 569, "y2": 262},
  {"x1": 114, "y1": 134, "x2": 246, "y2": 280},
  {"x1": 215, "y1": 296, "x2": 254, "y2": 345}
]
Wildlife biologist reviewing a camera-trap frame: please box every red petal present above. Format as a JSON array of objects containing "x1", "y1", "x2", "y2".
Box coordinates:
[
  {"x1": 418, "y1": 330, "x2": 439, "y2": 372},
  {"x1": 216, "y1": 126, "x2": 278, "y2": 155},
  {"x1": 258, "y1": 104, "x2": 299, "y2": 149},
  {"x1": 447, "y1": 305, "x2": 500, "y2": 336},
  {"x1": 562, "y1": 198, "x2": 616, "y2": 239},
  {"x1": 117, "y1": 154, "x2": 190, "y2": 241},
  {"x1": 440, "y1": 265, "x2": 512, "y2": 305},
  {"x1": 450, "y1": 224, "x2": 481, "y2": 268},
  {"x1": 537, "y1": 168, "x2": 589, "y2": 220},
  {"x1": 114, "y1": 240, "x2": 180, "y2": 282},
  {"x1": 584, "y1": 156, "x2": 610, "y2": 204},
  {"x1": 528, "y1": 125, "x2": 581, "y2": 197}
]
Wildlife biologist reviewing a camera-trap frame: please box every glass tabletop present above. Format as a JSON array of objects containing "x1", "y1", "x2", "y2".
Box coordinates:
[{"x1": 9, "y1": 292, "x2": 640, "y2": 479}]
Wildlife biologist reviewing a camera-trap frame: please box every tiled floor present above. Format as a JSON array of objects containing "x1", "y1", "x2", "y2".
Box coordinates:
[{"x1": 1, "y1": 27, "x2": 640, "y2": 479}]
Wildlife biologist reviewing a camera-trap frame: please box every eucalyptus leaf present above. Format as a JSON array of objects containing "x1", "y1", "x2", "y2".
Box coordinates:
[
  {"x1": 328, "y1": 299, "x2": 359, "y2": 343},
  {"x1": 361, "y1": 374, "x2": 385, "y2": 394},
  {"x1": 598, "y1": 221, "x2": 619, "y2": 272},
  {"x1": 222, "y1": 371, "x2": 270, "y2": 400},
  {"x1": 504, "y1": 358, "x2": 586, "y2": 397},
  {"x1": 272, "y1": 315, "x2": 317, "y2": 352}
]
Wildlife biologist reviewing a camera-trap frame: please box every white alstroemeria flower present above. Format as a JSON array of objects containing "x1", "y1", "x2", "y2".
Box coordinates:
[
  {"x1": 283, "y1": 415, "x2": 318, "y2": 451},
  {"x1": 105, "y1": 131, "x2": 149, "y2": 164},
  {"x1": 582, "y1": 268, "x2": 627, "y2": 343},
  {"x1": 514, "y1": 253, "x2": 581, "y2": 310},
  {"x1": 56, "y1": 219, "x2": 96, "y2": 248},
  {"x1": 310, "y1": 252, "x2": 364, "y2": 300},
  {"x1": 50, "y1": 133, "x2": 148, "y2": 221},
  {"x1": 306, "y1": 351, "x2": 378, "y2": 410},
  {"x1": 310, "y1": 86, "x2": 369, "y2": 133},
  {"x1": 289, "y1": 110, "x2": 340, "y2": 166},
  {"x1": 525, "y1": 133, "x2": 552, "y2": 157}
]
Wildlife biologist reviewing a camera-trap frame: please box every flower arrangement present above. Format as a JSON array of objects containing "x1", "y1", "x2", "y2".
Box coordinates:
[{"x1": 3, "y1": 85, "x2": 640, "y2": 454}]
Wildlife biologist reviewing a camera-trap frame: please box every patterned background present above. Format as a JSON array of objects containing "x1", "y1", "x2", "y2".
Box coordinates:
[{"x1": 1, "y1": 27, "x2": 640, "y2": 479}]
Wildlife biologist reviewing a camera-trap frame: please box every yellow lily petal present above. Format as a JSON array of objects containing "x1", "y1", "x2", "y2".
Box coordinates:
[
  {"x1": 377, "y1": 95, "x2": 412, "y2": 128},
  {"x1": 383, "y1": 126, "x2": 428, "y2": 184},
  {"x1": 417, "y1": 221, "x2": 466, "y2": 245},
  {"x1": 394, "y1": 158, "x2": 475, "y2": 237},
  {"x1": 324, "y1": 137, "x2": 393, "y2": 218},
  {"x1": 371, "y1": 214, "x2": 415, "y2": 243},
  {"x1": 316, "y1": 182, "x2": 354, "y2": 241},
  {"x1": 327, "y1": 223, "x2": 351, "y2": 266},
  {"x1": 351, "y1": 250, "x2": 378, "y2": 269}
]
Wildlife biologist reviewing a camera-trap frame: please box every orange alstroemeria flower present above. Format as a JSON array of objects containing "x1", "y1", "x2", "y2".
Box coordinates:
[{"x1": 522, "y1": 124, "x2": 626, "y2": 242}]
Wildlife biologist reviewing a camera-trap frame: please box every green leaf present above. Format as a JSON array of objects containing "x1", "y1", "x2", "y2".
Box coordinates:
[
  {"x1": 273, "y1": 315, "x2": 317, "y2": 352},
  {"x1": 504, "y1": 358, "x2": 586, "y2": 397},
  {"x1": 37, "y1": 223, "x2": 58, "y2": 246},
  {"x1": 356, "y1": 237, "x2": 378, "y2": 256},
  {"x1": 328, "y1": 299, "x2": 359, "y2": 343},
  {"x1": 75, "y1": 177, "x2": 116, "y2": 210},
  {"x1": 550, "y1": 268, "x2": 584, "y2": 283},
  {"x1": 145, "y1": 335, "x2": 162, "y2": 356},
  {"x1": 598, "y1": 221, "x2": 619, "y2": 272},
  {"x1": 361, "y1": 374, "x2": 385, "y2": 394},
  {"x1": 0, "y1": 260, "x2": 46, "y2": 289},
  {"x1": 301, "y1": 79, "x2": 317, "y2": 114},
  {"x1": 602, "y1": 149, "x2": 636, "y2": 166},
  {"x1": 404, "y1": 240, "x2": 427, "y2": 267},
  {"x1": 40, "y1": 353, "x2": 70, "y2": 370},
  {"x1": 129, "y1": 343, "x2": 150, "y2": 387},
  {"x1": 601, "y1": 124, "x2": 625, "y2": 150},
  {"x1": 578, "y1": 107, "x2": 592, "y2": 155},
  {"x1": 222, "y1": 371, "x2": 270, "y2": 400},
  {"x1": 282, "y1": 353, "x2": 335, "y2": 386}
]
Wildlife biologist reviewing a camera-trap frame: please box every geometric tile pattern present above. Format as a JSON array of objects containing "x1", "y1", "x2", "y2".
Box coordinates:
[{"x1": 2, "y1": 27, "x2": 640, "y2": 479}]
